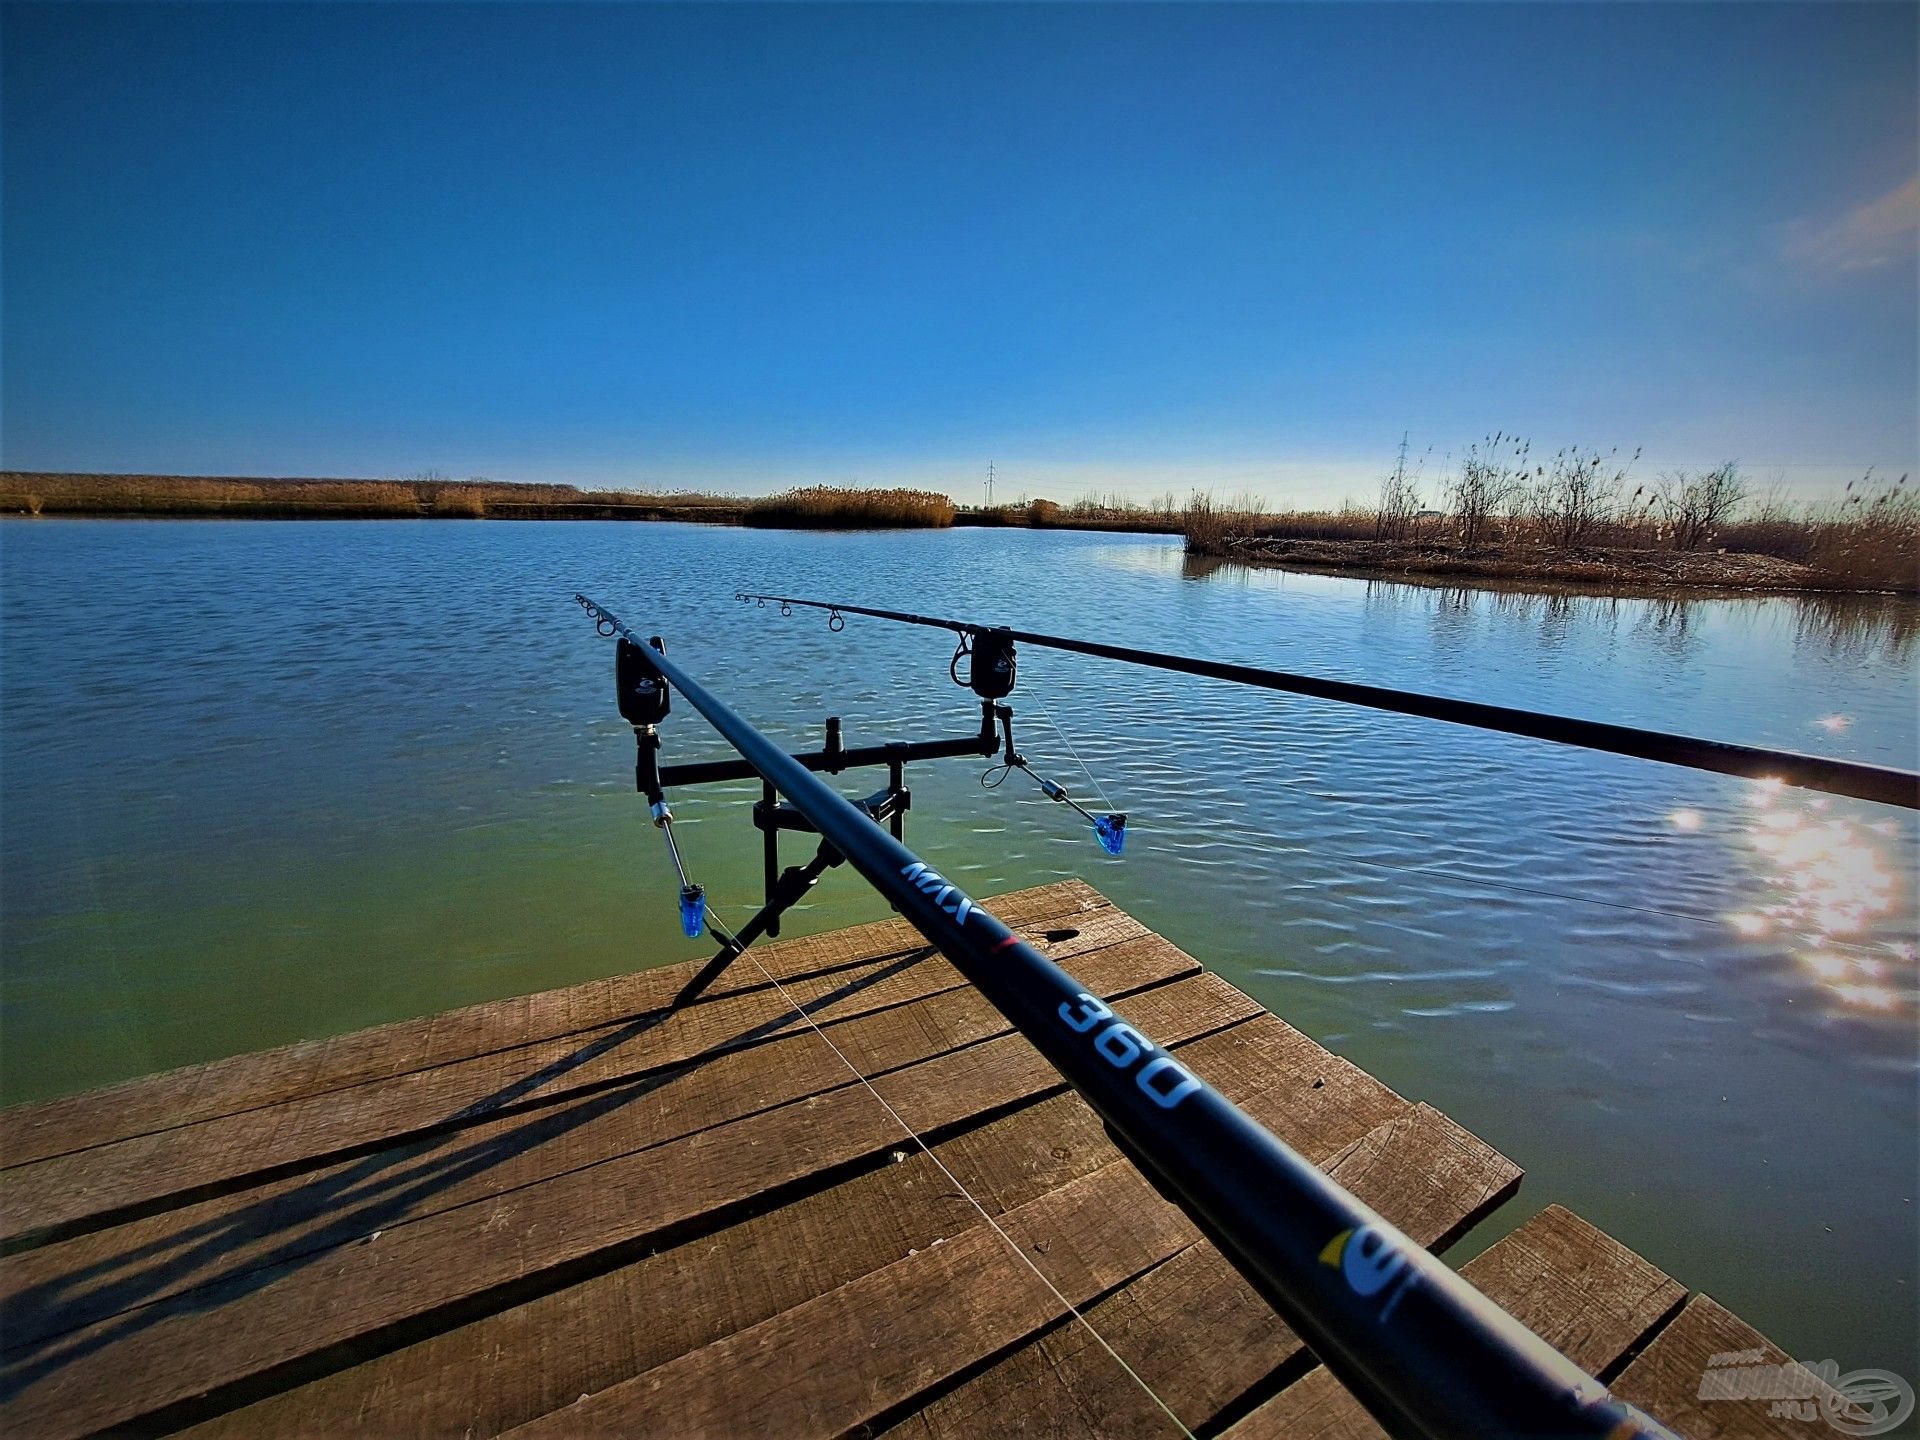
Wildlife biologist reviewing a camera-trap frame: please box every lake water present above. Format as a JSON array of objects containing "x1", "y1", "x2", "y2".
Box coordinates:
[{"x1": 2, "y1": 519, "x2": 1914, "y2": 1380}]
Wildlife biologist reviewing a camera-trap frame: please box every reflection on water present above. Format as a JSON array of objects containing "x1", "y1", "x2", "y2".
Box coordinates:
[
  {"x1": 1794, "y1": 591, "x2": 1919, "y2": 666},
  {"x1": 1721, "y1": 785, "x2": 1910, "y2": 1015},
  {"x1": 0, "y1": 520, "x2": 1915, "y2": 1383},
  {"x1": 1177, "y1": 552, "x2": 1917, "y2": 667},
  {"x1": 1179, "y1": 552, "x2": 1233, "y2": 583}
]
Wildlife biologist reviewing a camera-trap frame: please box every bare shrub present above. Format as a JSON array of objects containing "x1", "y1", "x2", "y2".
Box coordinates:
[
  {"x1": 1532, "y1": 447, "x2": 1636, "y2": 548},
  {"x1": 1447, "y1": 433, "x2": 1530, "y2": 546},
  {"x1": 1657, "y1": 463, "x2": 1746, "y2": 550},
  {"x1": 1375, "y1": 448, "x2": 1425, "y2": 542}
]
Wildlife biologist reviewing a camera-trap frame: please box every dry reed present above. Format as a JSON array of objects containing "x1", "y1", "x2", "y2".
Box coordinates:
[
  {"x1": 0, "y1": 473, "x2": 742, "y2": 519},
  {"x1": 742, "y1": 486, "x2": 956, "y2": 529},
  {"x1": 1182, "y1": 462, "x2": 1917, "y2": 594}
]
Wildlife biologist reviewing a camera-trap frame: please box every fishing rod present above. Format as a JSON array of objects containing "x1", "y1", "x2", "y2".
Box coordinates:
[
  {"x1": 735, "y1": 593, "x2": 1920, "y2": 810},
  {"x1": 574, "y1": 593, "x2": 1678, "y2": 1440}
]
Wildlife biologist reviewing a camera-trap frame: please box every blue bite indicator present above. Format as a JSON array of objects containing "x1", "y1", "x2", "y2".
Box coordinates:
[
  {"x1": 1093, "y1": 814, "x2": 1127, "y2": 856},
  {"x1": 679, "y1": 884, "x2": 707, "y2": 938}
]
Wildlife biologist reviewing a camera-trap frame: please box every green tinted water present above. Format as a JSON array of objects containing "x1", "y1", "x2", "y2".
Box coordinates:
[{"x1": 2, "y1": 519, "x2": 1914, "y2": 1378}]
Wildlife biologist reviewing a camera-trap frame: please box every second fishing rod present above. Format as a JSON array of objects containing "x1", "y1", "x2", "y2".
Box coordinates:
[{"x1": 735, "y1": 592, "x2": 1920, "y2": 810}]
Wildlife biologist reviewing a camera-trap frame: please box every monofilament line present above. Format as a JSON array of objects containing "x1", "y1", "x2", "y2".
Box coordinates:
[
  {"x1": 1027, "y1": 676, "x2": 1118, "y2": 813},
  {"x1": 729, "y1": 922, "x2": 1196, "y2": 1439}
]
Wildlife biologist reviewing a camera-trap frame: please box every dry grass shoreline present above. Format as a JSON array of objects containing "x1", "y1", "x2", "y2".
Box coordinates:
[
  {"x1": 0, "y1": 473, "x2": 1190, "y2": 531},
  {"x1": 1205, "y1": 536, "x2": 1837, "y2": 593},
  {"x1": 1182, "y1": 467, "x2": 1918, "y2": 596},
  {"x1": 1188, "y1": 515, "x2": 1916, "y2": 596},
  {"x1": 4, "y1": 469, "x2": 1911, "y2": 594},
  {"x1": 0, "y1": 472, "x2": 749, "y2": 523}
]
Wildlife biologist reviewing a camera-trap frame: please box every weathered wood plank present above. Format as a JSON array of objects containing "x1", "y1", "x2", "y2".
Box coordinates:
[
  {"x1": 499, "y1": 1158, "x2": 1196, "y2": 1440},
  {"x1": 176, "y1": 1091, "x2": 1127, "y2": 1440},
  {"x1": 1455, "y1": 1205, "x2": 1688, "y2": 1375},
  {"x1": 0, "y1": 906, "x2": 1151, "y2": 1243},
  {"x1": 0, "y1": 933, "x2": 1197, "y2": 1345},
  {"x1": 0, "y1": 974, "x2": 1260, "y2": 1437},
  {"x1": 175, "y1": 997, "x2": 1422, "y2": 1438},
  {"x1": 889, "y1": 1103, "x2": 1520, "y2": 1440},
  {"x1": 1222, "y1": 1205, "x2": 1689, "y2": 1440},
  {"x1": 1612, "y1": 1295, "x2": 1848, "y2": 1440},
  {"x1": 0, "y1": 881, "x2": 1112, "y2": 1168}
]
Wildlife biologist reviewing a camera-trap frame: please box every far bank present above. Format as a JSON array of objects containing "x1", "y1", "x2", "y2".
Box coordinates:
[{"x1": 4, "y1": 470, "x2": 1910, "y2": 595}]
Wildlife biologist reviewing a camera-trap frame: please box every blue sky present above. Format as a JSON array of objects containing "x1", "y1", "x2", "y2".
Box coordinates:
[{"x1": 3, "y1": 2, "x2": 1915, "y2": 506}]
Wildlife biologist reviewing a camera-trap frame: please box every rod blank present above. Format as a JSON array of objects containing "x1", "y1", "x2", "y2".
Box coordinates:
[{"x1": 738, "y1": 593, "x2": 1920, "y2": 810}]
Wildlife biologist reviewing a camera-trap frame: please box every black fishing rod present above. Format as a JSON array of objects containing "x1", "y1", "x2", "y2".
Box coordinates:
[
  {"x1": 575, "y1": 593, "x2": 1678, "y2": 1440},
  {"x1": 737, "y1": 593, "x2": 1920, "y2": 810}
]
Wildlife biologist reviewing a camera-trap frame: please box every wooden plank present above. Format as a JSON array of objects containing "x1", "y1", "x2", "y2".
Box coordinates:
[
  {"x1": 0, "y1": 933, "x2": 1198, "y2": 1345},
  {"x1": 0, "y1": 906, "x2": 1153, "y2": 1242},
  {"x1": 178, "y1": 998, "x2": 1425, "y2": 1439},
  {"x1": 1453, "y1": 1205, "x2": 1687, "y2": 1375},
  {"x1": 0, "y1": 973, "x2": 1260, "y2": 1437},
  {"x1": 1612, "y1": 1295, "x2": 1850, "y2": 1440},
  {"x1": 176, "y1": 1090, "x2": 1128, "y2": 1440},
  {"x1": 889, "y1": 1103, "x2": 1520, "y2": 1440},
  {"x1": 499, "y1": 1158, "x2": 1196, "y2": 1439},
  {"x1": 0, "y1": 880, "x2": 1113, "y2": 1168},
  {"x1": 1222, "y1": 1205, "x2": 1688, "y2": 1440}
]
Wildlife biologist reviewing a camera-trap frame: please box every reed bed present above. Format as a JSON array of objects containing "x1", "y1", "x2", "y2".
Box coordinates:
[
  {"x1": 955, "y1": 495, "x2": 1182, "y2": 533},
  {"x1": 1183, "y1": 465, "x2": 1918, "y2": 594},
  {"x1": 742, "y1": 486, "x2": 955, "y2": 529},
  {"x1": 1797, "y1": 478, "x2": 1920, "y2": 591},
  {"x1": 0, "y1": 472, "x2": 741, "y2": 519}
]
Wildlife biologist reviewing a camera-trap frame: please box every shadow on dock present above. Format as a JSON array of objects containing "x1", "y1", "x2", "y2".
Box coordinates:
[{"x1": 0, "y1": 949, "x2": 931, "y2": 1400}]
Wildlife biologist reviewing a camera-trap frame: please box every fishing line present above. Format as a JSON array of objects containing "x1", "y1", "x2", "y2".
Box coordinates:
[
  {"x1": 980, "y1": 761, "x2": 1017, "y2": 790},
  {"x1": 707, "y1": 901, "x2": 1198, "y2": 1439},
  {"x1": 1024, "y1": 674, "x2": 1118, "y2": 814},
  {"x1": 933, "y1": 675, "x2": 1719, "y2": 927}
]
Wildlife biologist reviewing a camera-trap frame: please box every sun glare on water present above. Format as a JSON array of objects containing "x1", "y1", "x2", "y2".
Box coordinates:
[{"x1": 1720, "y1": 778, "x2": 1913, "y2": 1014}]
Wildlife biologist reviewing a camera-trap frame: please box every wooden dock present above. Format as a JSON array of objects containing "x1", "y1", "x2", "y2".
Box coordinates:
[{"x1": 0, "y1": 880, "x2": 1816, "y2": 1438}]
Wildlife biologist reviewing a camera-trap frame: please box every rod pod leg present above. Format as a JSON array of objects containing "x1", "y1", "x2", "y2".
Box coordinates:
[{"x1": 671, "y1": 840, "x2": 845, "y2": 1008}]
